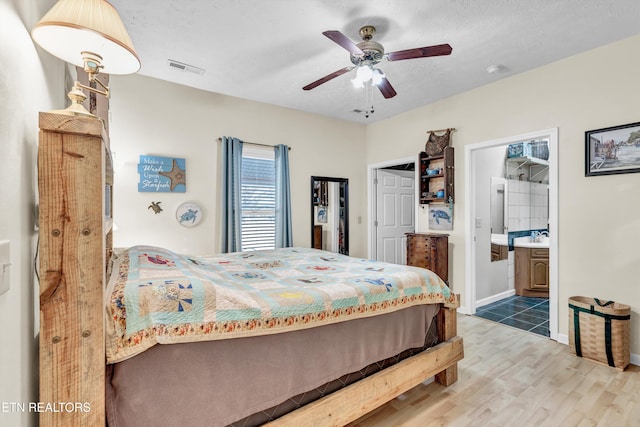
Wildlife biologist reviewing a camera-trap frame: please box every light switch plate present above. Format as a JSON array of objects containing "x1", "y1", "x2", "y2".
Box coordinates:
[
  {"x1": 475, "y1": 217, "x2": 482, "y2": 228},
  {"x1": 0, "y1": 240, "x2": 10, "y2": 296}
]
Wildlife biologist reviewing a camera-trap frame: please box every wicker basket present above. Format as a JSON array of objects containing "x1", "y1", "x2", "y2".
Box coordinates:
[{"x1": 568, "y1": 296, "x2": 630, "y2": 370}]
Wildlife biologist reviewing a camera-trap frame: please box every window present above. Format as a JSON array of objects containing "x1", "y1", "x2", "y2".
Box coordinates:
[{"x1": 240, "y1": 146, "x2": 275, "y2": 251}]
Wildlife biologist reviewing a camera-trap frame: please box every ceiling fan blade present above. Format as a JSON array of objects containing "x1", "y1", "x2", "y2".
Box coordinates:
[
  {"x1": 386, "y1": 43, "x2": 452, "y2": 61},
  {"x1": 303, "y1": 66, "x2": 354, "y2": 91},
  {"x1": 377, "y1": 77, "x2": 397, "y2": 99},
  {"x1": 322, "y1": 30, "x2": 364, "y2": 55}
]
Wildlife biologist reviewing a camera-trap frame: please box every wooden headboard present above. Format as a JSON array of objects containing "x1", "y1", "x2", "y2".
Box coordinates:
[{"x1": 37, "y1": 112, "x2": 112, "y2": 426}]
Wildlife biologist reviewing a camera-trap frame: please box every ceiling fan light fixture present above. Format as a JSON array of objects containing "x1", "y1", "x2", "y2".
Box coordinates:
[
  {"x1": 371, "y1": 68, "x2": 385, "y2": 85},
  {"x1": 351, "y1": 65, "x2": 372, "y2": 88},
  {"x1": 352, "y1": 66, "x2": 385, "y2": 88},
  {"x1": 356, "y1": 65, "x2": 373, "y2": 82},
  {"x1": 351, "y1": 77, "x2": 365, "y2": 89}
]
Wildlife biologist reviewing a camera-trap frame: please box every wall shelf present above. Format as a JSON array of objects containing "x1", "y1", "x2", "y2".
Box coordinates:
[
  {"x1": 419, "y1": 146, "x2": 454, "y2": 204},
  {"x1": 506, "y1": 155, "x2": 548, "y2": 182}
]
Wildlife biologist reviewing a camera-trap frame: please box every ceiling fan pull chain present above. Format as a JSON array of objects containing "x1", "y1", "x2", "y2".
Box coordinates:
[{"x1": 364, "y1": 82, "x2": 374, "y2": 118}]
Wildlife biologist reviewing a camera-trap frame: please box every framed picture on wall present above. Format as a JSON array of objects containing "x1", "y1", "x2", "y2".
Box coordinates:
[
  {"x1": 428, "y1": 203, "x2": 453, "y2": 230},
  {"x1": 585, "y1": 121, "x2": 640, "y2": 176},
  {"x1": 316, "y1": 206, "x2": 327, "y2": 223}
]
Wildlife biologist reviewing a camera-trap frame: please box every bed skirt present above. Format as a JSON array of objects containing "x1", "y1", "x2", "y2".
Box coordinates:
[{"x1": 106, "y1": 304, "x2": 440, "y2": 427}]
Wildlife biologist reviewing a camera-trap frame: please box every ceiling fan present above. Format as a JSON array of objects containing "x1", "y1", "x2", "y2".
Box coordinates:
[{"x1": 303, "y1": 25, "x2": 452, "y2": 99}]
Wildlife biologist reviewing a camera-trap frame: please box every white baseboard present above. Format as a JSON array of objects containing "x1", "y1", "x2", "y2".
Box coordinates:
[
  {"x1": 458, "y1": 289, "x2": 516, "y2": 315},
  {"x1": 475, "y1": 289, "x2": 516, "y2": 309},
  {"x1": 557, "y1": 333, "x2": 568, "y2": 345}
]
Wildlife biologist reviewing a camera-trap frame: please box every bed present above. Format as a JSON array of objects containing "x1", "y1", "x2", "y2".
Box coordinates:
[{"x1": 37, "y1": 112, "x2": 463, "y2": 427}]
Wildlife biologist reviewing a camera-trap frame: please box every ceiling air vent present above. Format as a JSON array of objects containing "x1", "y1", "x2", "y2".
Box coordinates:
[{"x1": 167, "y1": 59, "x2": 205, "y2": 75}]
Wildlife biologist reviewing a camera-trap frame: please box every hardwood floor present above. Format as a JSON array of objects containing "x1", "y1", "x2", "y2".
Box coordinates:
[{"x1": 348, "y1": 314, "x2": 640, "y2": 427}]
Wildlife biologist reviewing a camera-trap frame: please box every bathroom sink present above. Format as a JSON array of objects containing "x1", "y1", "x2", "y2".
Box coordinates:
[
  {"x1": 490, "y1": 234, "x2": 508, "y2": 246},
  {"x1": 513, "y1": 236, "x2": 549, "y2": 248}
]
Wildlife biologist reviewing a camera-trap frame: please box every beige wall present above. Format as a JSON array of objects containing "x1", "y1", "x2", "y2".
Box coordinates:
[
  {"x1": 0, "y1": 0, "x2": 63, "y2": 425},
  {"x1": 109, "y1": 74, "x2": 368, "y2": 257},
  {"x1": 367, "y1": 34, "x2": 640, "y2": 355}
]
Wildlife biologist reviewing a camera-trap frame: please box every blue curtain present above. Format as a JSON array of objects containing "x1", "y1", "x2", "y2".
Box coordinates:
[
  {"x1": 220, "y1": 136, "x2": 243, "y2": 253},
  {"x1": 274, "y1": 144, "x2": 293, "y2": 248}
]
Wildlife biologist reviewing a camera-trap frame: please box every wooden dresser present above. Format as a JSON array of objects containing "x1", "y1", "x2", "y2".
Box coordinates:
[
  {"x1": 313, "y1": 225, "x2": 323, "y2": 250},
  {"x1": 406, "y1": 232, "x2": 449, "y2": 285}
]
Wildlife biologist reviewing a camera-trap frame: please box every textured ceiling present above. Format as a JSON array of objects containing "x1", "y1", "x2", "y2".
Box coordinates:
[{"x1": 109, "y1": 0, "x2": 640, "y2": 123}]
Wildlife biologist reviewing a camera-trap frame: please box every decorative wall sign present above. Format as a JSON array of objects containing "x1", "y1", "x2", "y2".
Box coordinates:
[
  {"x1": 138, "y1": 155, "x2": 186, "y2": 192},
  {"x1": 176, "y1": 202, "x2": 202, "y2": 227},
  {"x1": 428, "y1": 202, "x2": 453, "y2": 230}
]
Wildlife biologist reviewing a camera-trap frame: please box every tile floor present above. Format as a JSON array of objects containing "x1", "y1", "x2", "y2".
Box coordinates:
[{"x1": 474, "y1": 295, "x2": 549, "y2": 337}]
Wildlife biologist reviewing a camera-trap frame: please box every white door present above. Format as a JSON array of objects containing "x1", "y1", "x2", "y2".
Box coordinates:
[{"x1": 375, "y1": 169, "x2": 415, "y2": 264}]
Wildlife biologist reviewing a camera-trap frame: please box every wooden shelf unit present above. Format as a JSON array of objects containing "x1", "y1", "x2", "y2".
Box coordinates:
[{"x1": 419, "y1": 146, "x2": 454, "y2": 204}]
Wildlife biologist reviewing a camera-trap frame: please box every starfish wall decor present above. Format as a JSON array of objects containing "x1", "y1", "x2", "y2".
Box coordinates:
[
  {"x1": 159, "y1": 159, "x2": 186, "y2": 191},
  {"x1": 138, "y1": 155, "x2": 187, "y2": 193}
]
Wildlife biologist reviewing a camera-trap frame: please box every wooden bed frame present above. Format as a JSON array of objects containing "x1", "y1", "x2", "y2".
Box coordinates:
[{"x1": 37, "y1": 112, "x2": 463, "y2": 427}]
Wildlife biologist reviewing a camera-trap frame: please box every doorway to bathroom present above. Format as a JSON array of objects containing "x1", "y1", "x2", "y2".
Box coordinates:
[{"x1": 464, "y1": 128, "x2": 558, "y2": 340}]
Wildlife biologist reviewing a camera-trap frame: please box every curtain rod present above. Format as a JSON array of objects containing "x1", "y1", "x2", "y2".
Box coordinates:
[{"x1": 217, "y1": 137, "x2": 291, "y2": 151}]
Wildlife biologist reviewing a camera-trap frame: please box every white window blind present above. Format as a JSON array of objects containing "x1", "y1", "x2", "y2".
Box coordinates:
[{"x1": 241, "y1": 146, "x2": 275, "y2": 251}]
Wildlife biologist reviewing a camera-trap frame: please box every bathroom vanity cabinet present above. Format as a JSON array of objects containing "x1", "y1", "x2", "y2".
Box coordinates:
[{"x1": 514, "y1": 247, "x2": 549, "y2": 297}]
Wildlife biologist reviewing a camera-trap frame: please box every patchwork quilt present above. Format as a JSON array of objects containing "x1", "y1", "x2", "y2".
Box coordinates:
[{"x1": 105, "y1": 245, "x2": 455, "y2": 363}]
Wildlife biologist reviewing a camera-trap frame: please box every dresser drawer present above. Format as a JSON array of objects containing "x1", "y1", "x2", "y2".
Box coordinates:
[{"x1": 407, "y1": 246, "x2": 430, "y2": 255}]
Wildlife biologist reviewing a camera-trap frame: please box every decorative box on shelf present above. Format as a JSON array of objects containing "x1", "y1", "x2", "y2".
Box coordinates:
[
  {"x1": 419, "y1": 146, "x2": 454, "y2": 204},
  {"x1": 507, "y1": 140, "x2": 549, "y2": 160}
]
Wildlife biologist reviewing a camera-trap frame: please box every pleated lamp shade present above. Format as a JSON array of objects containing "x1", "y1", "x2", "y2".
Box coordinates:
[{"x1": 31, "y1": 0, "x2": 140, "y2": 75}]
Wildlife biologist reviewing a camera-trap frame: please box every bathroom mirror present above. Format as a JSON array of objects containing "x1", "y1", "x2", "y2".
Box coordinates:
[
  {"x1": 490, "y1": 177, "x2": 508, "y2": 236},
  {"x1": 490, "y1": 177, "x2": 508, "y2": 262},
  {"x1": 310, "y1": 176, "x2": 349, "y2": 255}
]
